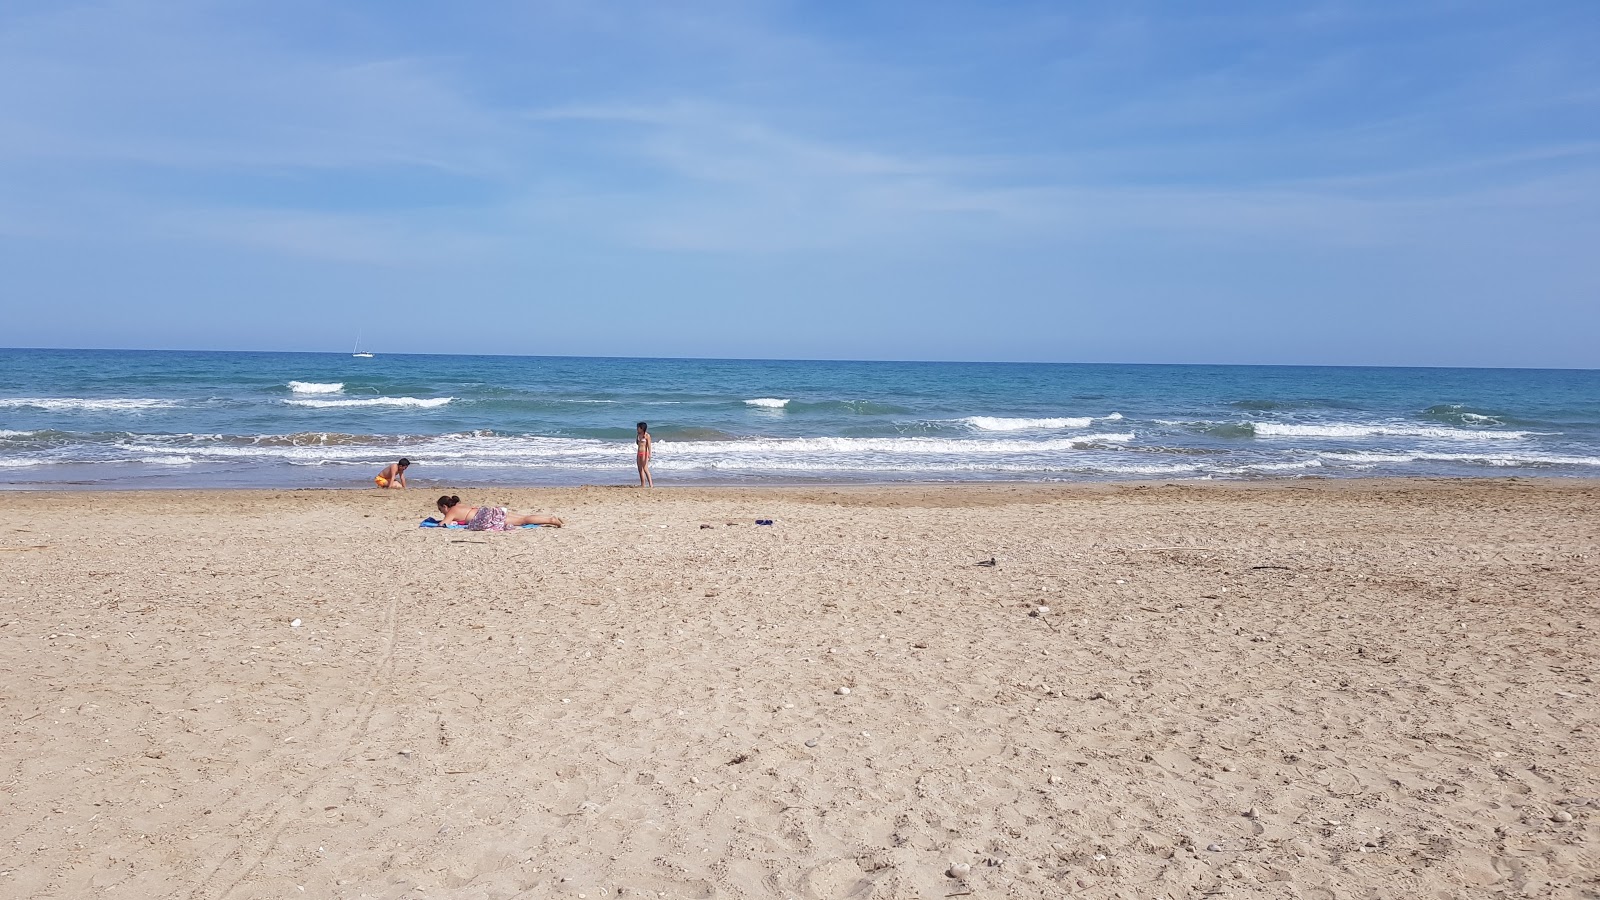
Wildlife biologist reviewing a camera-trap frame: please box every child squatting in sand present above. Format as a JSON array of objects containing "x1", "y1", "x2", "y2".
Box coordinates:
[
  {"x1": 375, "y1": 458, "x2": 410, "y2": 489},
  {"x1": 435, "y1": 495, "x2": 563, "y2": 530}
]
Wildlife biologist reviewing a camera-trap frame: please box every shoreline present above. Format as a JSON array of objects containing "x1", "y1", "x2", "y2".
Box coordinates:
[
  {"x1": 3, "y1": 471, "x2": 1598, "y2": 495},
  {"x1": 3, "y1": 477, "x2": 1595, "y2": 897}
]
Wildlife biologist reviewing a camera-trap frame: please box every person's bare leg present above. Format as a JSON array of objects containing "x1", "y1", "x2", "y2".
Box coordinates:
[{"x1": 508, "y1": 513, "x2": 563, "y2": 527}]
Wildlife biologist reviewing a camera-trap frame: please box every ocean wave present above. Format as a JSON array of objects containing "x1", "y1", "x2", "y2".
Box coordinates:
[
  {"x1": 1250, "y1": 423, "x2": 1532, "y2": 440},
  {"x1": 136, "y1": 455, "x2": 196, "y2": 466},
  {"x1": 25, "y1": 429, "x2": 1599, "y2": 480},
  {"x1": 656, "y1": 427, "x2": 740, "y2": 441},
  {"x1": 745, "y1": 398, "x2": 790, "y2": 409},
  {"x1": 0, "y1": 398, "x2": 181, "y2": 411},
  {"x1": 1067, "y1": 462, "x2": 1204, "y2": 475},
  {"x1": 1074, "y1": 435, "x2": 1140, "y2": 449},
  {"x1": 659, "y1": 434, "x2": 1135, "y2": 456},
  {"x1": 1230, "y1": 398, "x2": 1363, "y2": 411},
  {"x1": 655, "y1": 459, "x2": 1195, "y2": 475},
  {"x1": 394, "y1": 457, "x2": 1199, "y2": 477},
  {"x1": 1419, "y1": 404, "x2": 1519, "y2": 427},
  {"x1": 963, "y1": 416, "x2": 1093, "y2": 431},
  {"x1": 124, "y1": 432, "x2": 595, "y2": 464},
  {"x1": 139, "y1": 431, "x2": 416, "y2": 448},
  {"x1": 786, "y1": 399, "x2": 912, "y2": 415},
  {"x1": 1234, "y1": 460, "x2": 1325, "y2": 472},
  {"x1": 284, "y1": 397, "x2": 453, "y2": 409},
  {"x1": 91, "y1": 428, "x2": 1600, "y2": 478},
  {"x1": 1325, "y1": 450, "x2": 1600, "y2": 468},
  {"x1": 1204, "y1": 423, "x2": 1259, "y2": 439},
  {"x1": 1, "y1": 428, "x2": 149, "y2": 446},
  {"x1": 114, "y1": 431, "x2": 1137, "y2": 467},
  {"x1": 288, "y1": 381, "x2": 344, "y2": 394}
]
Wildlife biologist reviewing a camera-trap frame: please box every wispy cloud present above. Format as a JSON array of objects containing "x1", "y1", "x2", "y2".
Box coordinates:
[
  {"x1": 1, "y1": 0, "x2": 1597, "y2": 364},
  {"x1": 0, "y1": 4, "x2": 510, "y2": 175}
]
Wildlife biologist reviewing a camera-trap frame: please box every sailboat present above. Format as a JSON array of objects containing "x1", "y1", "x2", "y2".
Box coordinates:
[{"x1": 352, "y1": 333, "x2": 374, "y2": 358}]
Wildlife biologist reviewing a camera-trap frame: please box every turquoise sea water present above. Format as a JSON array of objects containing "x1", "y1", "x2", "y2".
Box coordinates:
[{"x1": 1, "y1": 349, "x2": 1597, "y2": 489}]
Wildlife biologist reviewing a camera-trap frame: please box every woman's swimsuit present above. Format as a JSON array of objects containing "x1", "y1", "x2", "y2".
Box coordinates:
[{"x1": 465, "y1": 506, "x2": 509, "y2": 531}]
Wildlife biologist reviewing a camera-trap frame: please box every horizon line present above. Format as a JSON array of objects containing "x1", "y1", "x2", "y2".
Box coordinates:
[{"x1": 1, "y1": 345, "x2": 1596, "y2": 373}]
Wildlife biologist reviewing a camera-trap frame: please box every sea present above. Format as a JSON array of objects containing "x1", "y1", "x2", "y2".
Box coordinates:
[{"x1": 1, "y1": 348, "x2": 1596, "y2": 490}]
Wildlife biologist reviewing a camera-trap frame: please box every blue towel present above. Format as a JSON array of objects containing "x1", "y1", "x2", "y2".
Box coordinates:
[{"x1": 419, "y1": 518, "x2": 540, "y2": 529}]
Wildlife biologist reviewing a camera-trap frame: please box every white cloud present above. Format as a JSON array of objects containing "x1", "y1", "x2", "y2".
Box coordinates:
[{"x1": 0, "y1": 0, "x2": 1594, "y2": 267}]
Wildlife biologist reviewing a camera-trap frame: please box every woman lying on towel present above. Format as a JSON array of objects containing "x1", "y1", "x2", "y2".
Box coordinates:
[{"x1": 434, "y1": 495, "x2": 563, "y2": 530}]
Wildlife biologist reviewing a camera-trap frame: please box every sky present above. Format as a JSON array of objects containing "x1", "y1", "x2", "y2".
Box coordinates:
[{"x1": 0, "y1": 0, "x2": 1597, "y2": 367}]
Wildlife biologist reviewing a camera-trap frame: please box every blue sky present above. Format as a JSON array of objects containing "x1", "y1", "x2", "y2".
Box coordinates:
[{"x1": 1, "y1": 1, "x2": 1596, "y2": 367}]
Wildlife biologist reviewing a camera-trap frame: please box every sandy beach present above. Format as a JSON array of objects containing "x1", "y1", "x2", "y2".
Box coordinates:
[{"x1": 1, "y1": 479, "x2": 1596, "y2": 899}]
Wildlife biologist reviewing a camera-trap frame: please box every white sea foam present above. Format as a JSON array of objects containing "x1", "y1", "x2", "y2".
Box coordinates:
[
  {"x1": 288, "y1": 381, "x2": 344, "y2": 394},
  {"x1": 1252, "y1": 423, "x2": 1531, "y2": 440},
  {"x1": 136, "y1": 455, "x2": 196, "y2": 466},
  {"x1": 80, "y1": 427, "x2": 1600, "y2": 481},
  {"x1": 1232, "y1": 460, "x2": 1325, "y2": 473},
  {"x1": 963, "y1": 416, "x2": 1093, "y2": 431},
  {"x1": 659, "y1": 434, "x2": 1134, "y2": 456},
  {"x1": 651, "y1": 459, "x2": 1194, "y2": 475},
  {"x1": 118, "y1": 432, "x2": 1137, "y2": 470},
  {"x1": 126, "y1": 433, "x2": 588, "y2": 464},
  {"x1": 1326, "y1": 450, "x2": 1600, "y2": 468},
  {"x1": 1104, "y1": 412, "x2": 1124, "y2": 420},
  {"x1": 285, "y1": 397, "x2": 453, "y2": 409},
  {"x1": 1070, "y1": 462, "x2": 1204, "y2": 476},
  {"x1": 745, "y1": 398, "x2": 790, "y2": 408},
  {"x1": 92, "y1": 425, "x2": 1600, "y2": 481},
  {"x1": 0, "y1": 398, "x2": 180, "y2": 411}
]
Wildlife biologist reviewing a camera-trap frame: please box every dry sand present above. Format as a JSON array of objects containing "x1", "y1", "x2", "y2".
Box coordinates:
[{"x1": 1, "y1": 479, "x2": 1596, "y2": 899}]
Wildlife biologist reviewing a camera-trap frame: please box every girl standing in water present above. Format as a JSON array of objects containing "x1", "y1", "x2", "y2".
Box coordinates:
[{"x1": 636, "y1": 421, "x2": 653, "y2": 488}]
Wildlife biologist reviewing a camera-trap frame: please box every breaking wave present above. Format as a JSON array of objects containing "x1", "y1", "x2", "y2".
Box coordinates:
[
  {"x1": 288, "y1": 381, "x2": 344, "y2": 394},
  {"x1": 1250, "y1": 422, "x2": 1532, "y2": 440},
  {"x1": 285, "y1": 397, "x2": 453, "y2": 409},
  {"x1": 1322, "y1": 450, "x2": 1600, "y2": 468},
  {"x1": 963, "y1": 416, "x2": 1094, "y2": 431},
  {"x1": 0, "y1": 398, "x2": 181, "y2": 411}
]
